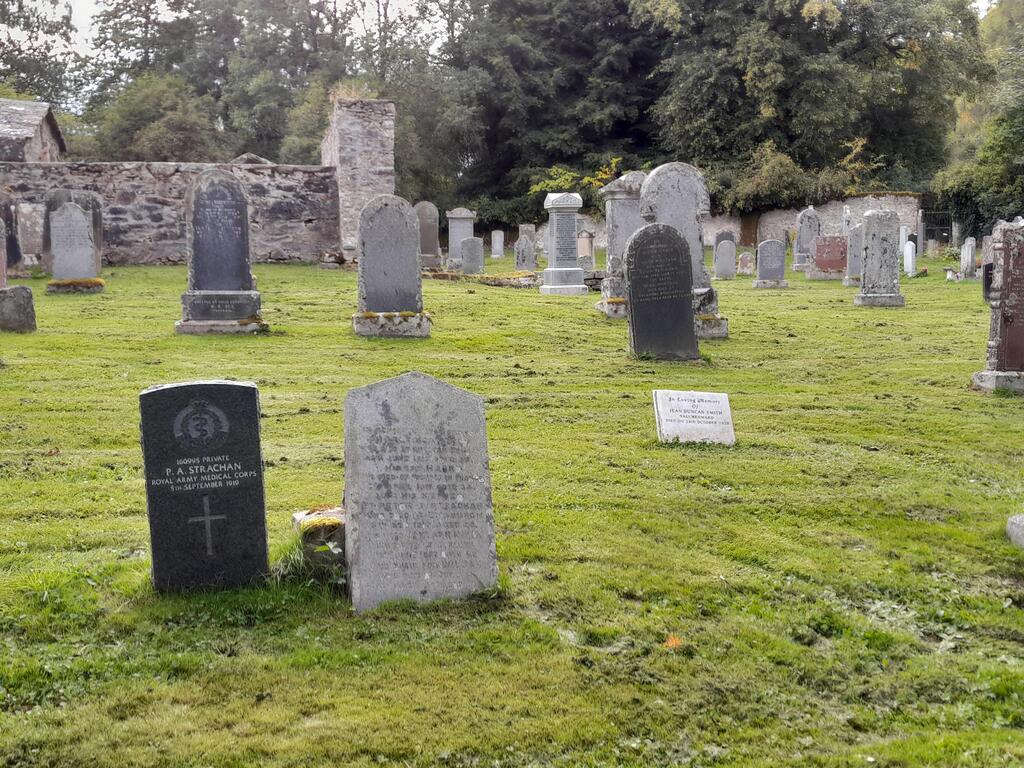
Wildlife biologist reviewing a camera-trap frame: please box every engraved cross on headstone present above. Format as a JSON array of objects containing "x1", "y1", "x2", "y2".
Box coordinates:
[{"x1": 188, "y1": 495, "x2": 226, "y2": 556}]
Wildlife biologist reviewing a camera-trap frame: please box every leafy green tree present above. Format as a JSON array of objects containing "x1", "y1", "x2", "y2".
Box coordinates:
[{"x1": 0, "y1": 0, "x2": 80, "y2": 104}]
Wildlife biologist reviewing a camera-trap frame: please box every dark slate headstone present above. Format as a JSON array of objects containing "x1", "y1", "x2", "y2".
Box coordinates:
[
  {"x1": 344, "y1": 372, "x2": 498, "y2": 612},
  {"x1": 358, "y1": 195, "x2": 422, "y2": 312},
  {"x1": 0, "y1": 194, "x2": 20, "y2": 269},
  {"x1": 187, "y1": 170, "x2": 253, "y2": 292},
  {"x1": 625, "y1": 223, "x2": 699, "y2": 360},
  {"x1": 983, "y1": 262, "x2": 994, "y2": 302},
  {"x1": 139, "y1": 380, "x2": 269, "y2": 592}
]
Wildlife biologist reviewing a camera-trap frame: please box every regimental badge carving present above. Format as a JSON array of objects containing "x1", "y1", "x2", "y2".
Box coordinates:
[{"x1": 173, "y1": 399, "x2": 230, "y2": 451}]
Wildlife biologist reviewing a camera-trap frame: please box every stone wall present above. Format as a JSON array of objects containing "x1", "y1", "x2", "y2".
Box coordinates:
[
  {"x1": 0, "y1": 161, "x2": 338, "y2": 265},
  {"x1": 321, "y1": 99, "x2": 395, "y2": 260},
  {"x1": 23, "y1": 120, "x2": 64, "y2": 163}
]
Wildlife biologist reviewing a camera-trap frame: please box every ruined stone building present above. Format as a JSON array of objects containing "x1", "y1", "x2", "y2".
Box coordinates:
[{"x1": 0, "y1": 98, "x2": 66, "y2": 163}]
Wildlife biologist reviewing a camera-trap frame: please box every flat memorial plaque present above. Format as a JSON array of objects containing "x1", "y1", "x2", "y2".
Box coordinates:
[{"x1": 653, "y1": 390, "x2": 736, "y2": 445}]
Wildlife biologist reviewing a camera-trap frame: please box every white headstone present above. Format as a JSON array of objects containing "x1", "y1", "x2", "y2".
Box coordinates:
[
  {"x1": 490, "y1": 230, "x2": 504, "y2": 259},
  {"x1": 653, "y1": 390, "x2": 735, "y2": 445},
  {"x1": 903, "y1": 241, "x2": 917, "y2": 277}
]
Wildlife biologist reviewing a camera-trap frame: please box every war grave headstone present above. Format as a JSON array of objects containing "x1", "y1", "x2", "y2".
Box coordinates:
[
  {"x1": 625, "y1": 223, "x2": 699, "y2": 360},
  {"x1": 903, "y1": 241, "x2": 917, "y2": 277},
  {"x1": 961, "y1": 237, "x2": 978, "y2": 279},
  {"x1": 794, "y1": 206, "x2": 821, "y2": 272},
  {"x1": 806, "y1": 235, "x2": 847, "y2": 280},
  {"x1": 753, "y1": 239, "x2": 788, "y2": 288},
  {"x1": 639, "y1": 163, "x2": 728, "y2": 338},
  {"x1": 177, "y1": 170, "x2": 265, "y2": 333},
  {"x1": 42, "y1": 189, "x2": 103, "y2": 275},
  {"x1": 736, "y1": 250, "x2": 755, "y2": 276},
  {"x1": 539, "y1": 193, "x2": 589, "y2": 295},
  {"x1": 344, "y1": 372, "x2": 498, "y2": 613},
  {"x1": 0, "y1": 219, "x2": 37, "y2": 332},
  {"x1": 414, "y1": 201, "x2": 442, "y2": 269},
  {"x1": 47, "y1": 202, "x2": 104, "y2": 294},
  {"x1": 972, "y1": 220, "x2": 1024, "y2": 393},
  {"x1": 353, "y1": 194, "x2": 431, "y2": 338},
  {"x1": 595, "y1": 171, "x2": 646, "y2": 318},
  {"x1": 577, "y1": 229, "x2": 596, "y2": 271},
  {"x1": 139, "y1": 380, "x2": 269, "y2": 592},
  {"x1": 653, "y1": 390, "x2": 735, "y2": 445},
  {"x1": 445, "y1": 207, "x2": 476, "y2": 270},
  {"x1": 855, "y1": 210, "x2": 905, "y2": 307},
  {"x1": 491, "y1": 230, "x2": 504, "y2": 260},
  {"x1": 461, "y1": 236, "x2": 485, "y2": 275},
  {"x1": 844, "y1": 223, "x2": 864, "y2": 287}
]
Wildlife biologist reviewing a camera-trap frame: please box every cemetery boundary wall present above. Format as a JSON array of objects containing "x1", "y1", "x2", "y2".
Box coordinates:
[{"x1": 0, "y1": 161, "x2": 339, "y2": 265}]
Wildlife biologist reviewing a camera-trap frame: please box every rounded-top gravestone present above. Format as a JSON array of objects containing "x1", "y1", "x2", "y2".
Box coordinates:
[
  {"x1": 186, "y1": 169, "x2": 253, "y2": 292},
  {"x1": 414, "y1": 201, "x2": 441, "y2": 269}
]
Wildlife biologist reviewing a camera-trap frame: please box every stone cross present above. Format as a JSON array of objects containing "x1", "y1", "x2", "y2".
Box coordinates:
[
  {"x1": 344, "y1": 372, "x2": 498, "y2": 612},
  {"x1": 753, "y1": 239, "x2": 788, "y2": 288},
  {"x1": 973, "y1": 220, "x2": 1024, "y2": 393},
  {"x1": 139, "y1": 380, "x2": 269, "y2": 591},
  {"x1": 539, "y1": 193, "x2": 588, "y2": 295},
  {"x1": 855, "y1": 210, "x2": 904, "y2": 307},
  {"x1": 625, "y1": 223, "x2": 698, "y2": 360}
]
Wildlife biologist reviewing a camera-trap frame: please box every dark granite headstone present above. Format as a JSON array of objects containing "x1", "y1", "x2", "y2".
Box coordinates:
[
  {"x1": 625, "y1": 223, "x2": 699, "y2": 360},
  {"x1": 983, "y1": 262, "x2": 994, "y2": 302},
  {"x1": 1, "y1": 194, "x2": 20, "y2": 269},
  {"x1": 139, "y1": 380, "x2": 269, "y2": 591},
  {"x1": 188, "y1": 171, "x2": 252, "y2": 292}
]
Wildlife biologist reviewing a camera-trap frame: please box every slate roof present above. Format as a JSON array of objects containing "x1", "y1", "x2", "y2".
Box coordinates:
[{"x1": 0, "y1": 98, "x2": 67, "y2": 160}]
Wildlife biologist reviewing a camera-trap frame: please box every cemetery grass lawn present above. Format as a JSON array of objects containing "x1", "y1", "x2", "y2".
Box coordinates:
[{"x1": 2, "y1": 254, "x2": 1024, "y2": 768}]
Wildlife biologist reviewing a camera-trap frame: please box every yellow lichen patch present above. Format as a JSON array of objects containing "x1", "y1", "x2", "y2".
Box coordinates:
[
  {"x1": 46, "y1": 278, "x2": 106, "y2": 288},
  {"x1": 398, "y1": 312, "x2": 418, "y2": 318},
  {"x1": 606, "y1": 298, "x2": 627, "y2": 305}
]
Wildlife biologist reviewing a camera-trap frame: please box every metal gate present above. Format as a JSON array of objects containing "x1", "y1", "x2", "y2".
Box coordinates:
[{"x1": 921, "y1": 211, "x2": 953, "y2": 244}]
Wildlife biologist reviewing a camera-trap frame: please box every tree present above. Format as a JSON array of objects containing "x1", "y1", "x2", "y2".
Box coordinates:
[{"x1": 0, "y1": 0, "x2": 80, "y2": 105}]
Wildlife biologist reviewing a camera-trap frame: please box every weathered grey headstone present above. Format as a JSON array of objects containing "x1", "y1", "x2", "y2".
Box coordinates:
[
  {"x1": 491, "y1": 230, "x2": 504, "y2": 260},
  {"x1": 539, "y1": 192, "x2": 588, "y2": 295},
  {"x1": 973, "y1": 220, "x2": 1024, "y2": 393},
  {"x1": 899, "y1": 225, "x2": 909, "y2": 250},
  {"x1": 736, "y1": 250, "x2": 755, "y2": 275},
  {"x1": 903, "y1": 241, "x2": 917, "y2": 277},
  {"x1": 139, "y1": 380, "x2": 269, "y2": 592},
  {"x1": 344, "y1": 372, "x2": 498, "y2": 613},
  {"x1": 714, "y1": 240, "x2": 736, "y2": 279},
  {"x1": 577, "y1": 230, "x2": 595, "y2": 271},
  {"x1": 653, "y1": 390, "x2": 735, "y2": 445},
  {"x1": 599, "y1": 171, "x2": 646, "y2": 274},
  {"x1": 855, "y1": 210, "x2": 904, "y2": 307},
  {"x1": 806, "y1": 235, "x2": 847, "y2": 280},
  {"x1": 982, "y1": 235, "x2": 994, "y2": 265},
  {"x1": 353, "y1": 194, "x2": 431, "y2": 338},
  {"x1": 1007, "y1": 515, "x2": 1024, "y2": 549},
  {"x1": 639, "y1": 163, "x2": 727, "y2": 338},
  {"x1": 794, "y1": 206, "x2": 821, "y2": 271},
  {"x1": 714, "y1": 230, "x2": 735, "y2": 249},
  {"x1": 916, "y1": 209, "x2": 926, "y2": 256},
  {"x1": 445, "y1": 207, "x2": 476, "y2": 268},
  {"x1": 43, "y1": 189, "x2": 103, "y2": 274},
  {"x1": 753, "y1": 239, "x2": 788, "y2": 288},
  {"x1": 461, "y1": 236, "x2": 485, "y2": 275},
  {"x1": 961, "y1": 237, "x2": 978, "y2": 278},
  {"x1": 177, "y1": 169, "x2": 264, "y2": 333},
  {"x1": 414, "y1": 201, "x2": 442, "y2": 269},
  {"x1": 516, "y1": 224, "x2": 537, "y2": 271},
  {"x1": 47, "y1": 203, "x2": 102, "y2": 293},
  {"x1": 626, "y1": 223, "x2": 698, "y2": 360},
  {"x1": 0, "y1": 219, "x2": 37, "y2": 332},
  {"x1": 16, "y1": 202, "x2": 44, "y2": 265},
  {"x1": 844, "y1": 223, "x2": 864, "y2": 287}
]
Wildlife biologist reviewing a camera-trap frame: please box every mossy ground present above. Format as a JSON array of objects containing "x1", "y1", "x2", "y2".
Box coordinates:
[{"x1": 1, "y1": 252, "x2": 1022, "y2": 767}]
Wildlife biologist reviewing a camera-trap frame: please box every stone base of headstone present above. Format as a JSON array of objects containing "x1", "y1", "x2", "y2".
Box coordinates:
[
  {"x1": 805, "y1": 267, "x2": 844, "y2": 281},
  {"x1": 793, "y1": 261, "x2": 809, "y2": 272},
  {"x1": 1007, "y1": 515, "x2": 1024, "y2": 549},
  {"x1": 292, "y1": 508, "x2": 346, "y2": 569},
  {"x1": 595, "y1": 297, "x2": 627, "y2": 318},
  {"x1": 539, "y1": 267, "x2": 588, "y2": 296},
  {"x1": 971, "y1": 370, "x2": 1024, "y2": 394},
  {"x1": 420, "y1": 254, "x2": 443, "y2": 270},
  {"x1": 696, "y1": 314, "x2": 729, "y2": 339},
  {"x1": 0, "y1": 286, "x2": 37, "y2": 332},
  {"x1": 842, "y1": 276, "x2": 861, "y2": 288},
  {"x1": 752, "y1": 279, "x2": 789, "y2": 289},
  {"x1": 176, "y1": 318, "x2": 268, "y2": 334},
  {"x1": 854, "y1": 293, "x2": 905, "y2": 308},
  {"x1": 46, "y1": 278, "x2": 105, "y2": 294},
  {"x1": 352, "y1": 311, "x2": 432, "y2": 338}
]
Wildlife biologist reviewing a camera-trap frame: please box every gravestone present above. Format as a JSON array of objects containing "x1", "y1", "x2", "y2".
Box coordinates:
[
  {"x1": 653, "y1": 390, "x2": 735, "y2": 445},
  {"x1": 47, "y1": 203, "x2": 104, "y2": 293},
  {"x1": 844, "y1": 223, "x2": 864, "y2": 287},
  {"x1": 806, "y1": 235, "x2": 847, "y2": 280},
  {"x1": 983, "y1": 262, "x2": 994, "y2": 302},
  {"x1": 736, "y1": 250, "x2": 755, "y2": 275},
  {"x1": 855, "y1": 210, "x2": 904, "y2": 307},
  {"x1": 639, "y1": 163, "x2": 727, "y2": 338},
  {"x1": 794, "y1": 206, "x2": 820, "y2": 271},
  {"x1": 491, "y1": 230, "x2": 504, "y2": 259},
  {"x1": 903, "y1": 241, "x2": 917, "y2": 277},
  {"x1": 916, "y1": 210, "x2": 926, "y2": 255},
  {"x1": 596, "y1": 171, "x2": 646, "y2": 318},
  {"x1": 753, "y1": 239, "x2": 788, "y2": 288},
  {"x1": 1, "y1": 194, "x2": 20, "y2": 270},
  {"x1": 539, "y1": 192, "x2": 588, "y2": 295},
  {"x1": 414, "y1": 201, "x2": 442, "y2": 269},
  {"x1": 461, "y1": 236, "x2": 485, "y2": 275},
  {"x1": 577, "y1": 229, "x2": 595, "y2": 271},
  {"x1": 516, "y1": 224, "x2": 538, "y2": 271},
  {"x1": 16, "y1": 202, "x2": 44, "y2": 265},
  {"x1": 961, "y1": 237, "x2": 978, "y2": 278},
  {"x1": 899, "y1": 226, "x2": 909, "y2": 250},
  {"x1": 344, "y1": 372, "x2": 498, "y2": 612},
  {"x1": 1008, "y1": 515, "x2": 1024, "y2": 550},
  {"x1": 972, "y1": 220, "x2": 1024, "y2": 393},
  {"x1": 43, "y1": 189, "x2": 103, "y2": 275},
  {"x1": 625, "y1": 223, "x2": 699, "y2": 360},
  {"x1": 139, "y1": 380, "x2": 269, "y2": 592},
  {"x1": 714, "y1": 230, "x2": 735, "y2": 249},
  {"x1": 446, "y1": 207, "x2": 476, "y2": 268},
  {"x1": 0, "y1": 219, "x2": 37, "y2": 332},
  {"x1": 843, "y1": 206, "x2": 852, "y2": 235},
  {"x1": 982, "y1": 235, "x2": 994, "y2": 265},
  {"x1": 177, "y1": 169, "x2": 264, "y2": 334},
  {"x1": 714, "y1": 239, "x2": 736, "y2": 279},
  {"x1": 353, "y1": 194, "x2": 431, "y2": 338}
]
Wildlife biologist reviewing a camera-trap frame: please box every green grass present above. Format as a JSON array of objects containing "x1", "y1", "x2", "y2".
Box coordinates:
[{"x1": 1, "y1": 252, "x2": 1023, "y2": 767}]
